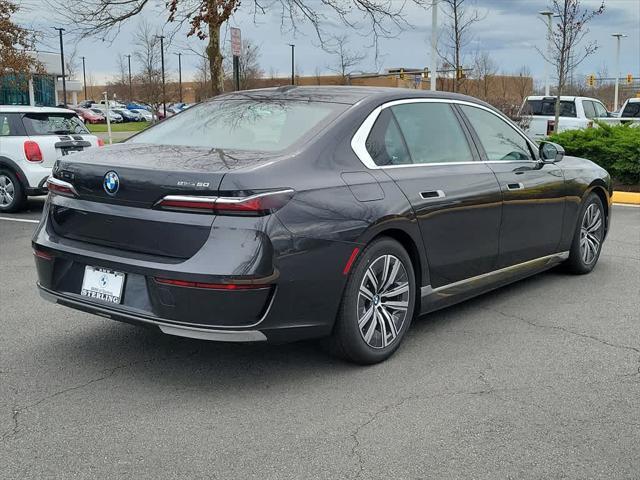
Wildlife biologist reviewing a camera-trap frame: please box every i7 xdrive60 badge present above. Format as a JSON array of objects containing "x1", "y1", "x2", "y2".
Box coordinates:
[{"x1": 103, "y1": 171, "x2": 120, "y2": 195}]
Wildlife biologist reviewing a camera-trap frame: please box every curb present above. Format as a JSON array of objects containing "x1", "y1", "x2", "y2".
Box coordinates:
[{"x1": 612, "y1": 191, "x2": 640, "y2": 205}]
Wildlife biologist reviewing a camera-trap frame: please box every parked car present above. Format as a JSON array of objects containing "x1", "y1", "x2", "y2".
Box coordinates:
[
  {"x1": 33, "y1": 87, "x2": 611, "y2": 364},
  {"x1": 112, "y1": 108, "x2": 143, "y2": 122},
  {"x1": 520, "y1": 95, "x2": 630, "y2": 139},
  {"x1": 129, "y1": 108, "x2": 153, "y2": 122},
  {"x1": 126, "y1": 102, "x2": 151, "y2": 112},
  {"x1": 90, "y1": 108, "x2": 123, "y2": 123},
  {"x1": 0, "y1": 106, "x2": 102, "y2": 212},
  {"x1": 79, "y1": 100, "x2": 96, "y2": 109},
  {"x1": 71, "y1": 107, "x2": 105, "y2": 124},
  {"x1": 618, "y1": 98, "x2": 640, "y2": 119}
]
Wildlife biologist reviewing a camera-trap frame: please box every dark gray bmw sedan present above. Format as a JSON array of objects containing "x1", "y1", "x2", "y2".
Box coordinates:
[{"x1": 33, "y1": 86, "x2": 611, "y2": 364}]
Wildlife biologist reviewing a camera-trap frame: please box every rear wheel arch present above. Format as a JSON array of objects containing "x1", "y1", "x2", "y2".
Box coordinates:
[
  {"x1": 0, "y1": 156, "x2": 27, "y2": 186},
  {"x1": 370, "y1": 229, "x2": 423, "y2": 295}
]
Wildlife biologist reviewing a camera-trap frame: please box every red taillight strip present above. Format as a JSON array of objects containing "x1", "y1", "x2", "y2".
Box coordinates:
[
  {"x1": 33, "y1": 248, "x2": 53, "y2": 260},
  {"x1": 46, "y1": 177, "x2": 78, "y2": 197},
  {"x1": 342, "y1": 247, "x2": 360, "y2": 275},
  {"x1": 155, "y1": 189, "x2": 294, "y2": 215},
  {"x1": 155, "y1": 277, "x2": 270, "y2": 290}
]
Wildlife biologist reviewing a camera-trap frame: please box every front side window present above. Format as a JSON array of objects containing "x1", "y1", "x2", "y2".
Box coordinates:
[
  {"x1": 592, "y1": 101, "x2": 608, "y2": 118},
  {"x1": 22, "y1": 113, "x2": 88, "y2": 135},
  {"x1": 130, "y1": 99, "x2": 347, "y2": 152},
  {"x1": 460, "y1": 105, "x2": 533, "y2": 161}
]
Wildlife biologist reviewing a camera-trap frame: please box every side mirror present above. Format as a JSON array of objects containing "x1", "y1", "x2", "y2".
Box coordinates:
[{"x1": 539, "y1": 141, "x2": 565, "y2": 163}]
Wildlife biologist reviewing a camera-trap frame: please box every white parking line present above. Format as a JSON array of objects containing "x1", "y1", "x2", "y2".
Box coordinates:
[
  {"x1": 0, "y1": 216, "x2": 40, "y2": 224},
  {"x1": 613, "y1": 203, "x2": 640, "y2": 208}
]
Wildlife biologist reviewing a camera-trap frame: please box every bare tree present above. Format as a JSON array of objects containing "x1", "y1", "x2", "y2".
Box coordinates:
[
  {"x1": 64, "y1": 45, "x2": 79, "y2": 79},
  {"x1": 107, "y1": 54, "x2": 131, "y2": 100},
  {"x1": 132, "y1": 21, "x2": 164, "y2": 112},
  {"x1": 223, "y1": 39, "x2": 263, "y2": 90},
  {"x1": 438, "y1": 0, "x2": 485, "y2": 92},
  {"x1": 514, "y1": 65, "x2": 533, "y2": 103},
  {"x1": 472, "y1": 50, "x2": 497, "y2": 100},
  {"x1": 537, "y1": 0, "x2": 604, "y2": 132},
  {"x1": 327, "y1": 34, "x2": 366, "y2": 84},
  {"x1": 46, "y1": 0, "x2": 428, "y2": 98}
]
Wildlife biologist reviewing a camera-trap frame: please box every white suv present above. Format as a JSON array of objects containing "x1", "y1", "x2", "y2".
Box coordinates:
[{"x1": 0, "y1": 106, "x2": 102, "y2": 212}]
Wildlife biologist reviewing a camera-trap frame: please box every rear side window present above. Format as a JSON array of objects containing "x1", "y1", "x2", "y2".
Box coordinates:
[
  {"x1": 524, "y1": 99, "x2": 577, "y2": 118},
  {"x1": 22, "y1": 113, "x2": 88, "y2": 135},
  {"x1": 130, "y1": 99, "x2": 348, "y2": 152},
  {"x1": 582, "y1": 101, "x2": 596, "y2": 119},
  {"x1": 365, "y1": 109, "x2": 411, "y2": 166},
  {"x1": 390, "y1": 103, "x2": 473, "y2": 164},
  {"x1": 0, "y1": 113, "x2": 23, "y2": 136},
  {"x1": 622, "y1": 102, "x2": 640, "y2": 117},
  {"x1": 460, "y1": 105, "x2": 533, "y2": 161}
]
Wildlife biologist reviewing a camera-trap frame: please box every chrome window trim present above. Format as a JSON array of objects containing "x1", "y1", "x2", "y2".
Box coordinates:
[{"x1": 351, "y1": 98, "x2": 540, "y2": 170}]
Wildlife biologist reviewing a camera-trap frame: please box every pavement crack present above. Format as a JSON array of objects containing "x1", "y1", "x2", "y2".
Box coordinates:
[{"x1": 0, "y1": 349, "x2": 200, "y2": 442}]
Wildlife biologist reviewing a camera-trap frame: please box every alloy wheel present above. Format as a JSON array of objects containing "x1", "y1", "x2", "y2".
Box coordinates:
[
  {"x1": 357, "y1": 254, "x2": 410, "y2": 349},
  {"x1": 0, "y1": 174, "x2": 15, "y2": 207},
  {"x1": 580, "y1": 203, "x2": 603, "y2": 265}
]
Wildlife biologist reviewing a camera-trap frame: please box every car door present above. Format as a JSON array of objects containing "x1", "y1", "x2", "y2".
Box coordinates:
[
  {"x1": 457, "y1": 104, "x2": 566, "y2": 268},
  {"x1": 361, "y1": 100, "x2": 503, "y2": 289}
]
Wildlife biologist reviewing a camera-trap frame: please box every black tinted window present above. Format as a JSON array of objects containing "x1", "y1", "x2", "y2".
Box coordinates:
[
  {"x1": 621, "y1": 102, "x2": 640, "y2": 118},
  {"x1": 365, "y1": 109, "x2": 411, "y2": 166},
  {"x1": 524, "y1": 99, "x2": 577, "y2": 118},
  {"x1": 461, "y1": 105, "x2": 533, "y2": 161},
  {"x1": 391, "y1": 103, "x2": 473, "y2": 164}
]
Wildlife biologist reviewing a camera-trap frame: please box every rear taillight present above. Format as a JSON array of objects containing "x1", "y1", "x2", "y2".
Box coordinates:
[
  {"x1": 46, "y1": 177, "x2": 78, "y2": 198},
  {"x1": 33, "y1": 248, "x2": 53, "y2": 261},
  {"x1": 155, "y1": 189, "x2": 294, "y2": 215},
  {"x1": 97, "y1": 138, "x2": 105, "y2": 147},
  {"x1": 24, "y1": 141, "x2": 43, "y2": 162},
  {"x1": 155, "y1": 278, "x2": 270, "y2": 290}
]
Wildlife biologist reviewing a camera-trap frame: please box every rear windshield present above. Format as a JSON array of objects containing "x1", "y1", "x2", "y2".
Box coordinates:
[
  {"x1": 523, "y1": 99, "x2": 577, "y2": 118},
  {"x1": 129, "y1": 99, "x2": 348, "y2": 152},
  {"x1": 22, "y1": 113, "x2": 89, "y2": 135}
]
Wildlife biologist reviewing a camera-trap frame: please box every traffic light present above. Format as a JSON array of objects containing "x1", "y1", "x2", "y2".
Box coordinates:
[
  {"x1": 456, "y1": 67, "x2": 465, "y2": 80},
  {"x1": 399, "y1": 68, "x2": 405, "y2": 80},
  {"x1": 586, "y1": 74, "x2": 596, "y2": 87},
  {"x1": 627, "y1": 73, "x2": 634, "y2": 84}
]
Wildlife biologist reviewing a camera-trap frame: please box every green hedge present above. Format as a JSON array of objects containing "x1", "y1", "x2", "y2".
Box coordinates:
[{"x1": 548, "y1": 122, "x2": 640, "y2": 185}]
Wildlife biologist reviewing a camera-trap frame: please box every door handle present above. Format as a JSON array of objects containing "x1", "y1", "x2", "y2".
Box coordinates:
[
  {"x1": 506, "y1": 183, "x2": 524, "y2": 191},
  {"x1": 420, "y1": 190, "x2": 446, "y2": 199}
]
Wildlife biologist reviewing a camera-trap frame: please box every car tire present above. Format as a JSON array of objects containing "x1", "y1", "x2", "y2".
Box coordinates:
[
  {"x1": 565, "y1": 193, "x2": 605, "y2": 274},
  {"x1": 329, "y1": 237, "x2": 417, "y2": 364},
  {"x1": 0, "y1": 169, "x2": 27, "y2": 213}
]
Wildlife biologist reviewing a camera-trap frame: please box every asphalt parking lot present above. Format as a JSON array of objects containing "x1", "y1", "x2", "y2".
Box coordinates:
[{"x1": 1, "y1": 199, "x2": 639, "y2": 479}]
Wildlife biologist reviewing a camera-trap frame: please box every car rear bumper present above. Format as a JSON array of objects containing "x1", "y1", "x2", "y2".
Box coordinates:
[{"x1": 38, "y1": 284, "x2": 267, "y2": 342}]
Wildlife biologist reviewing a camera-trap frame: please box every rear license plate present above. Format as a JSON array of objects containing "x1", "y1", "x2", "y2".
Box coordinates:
[
  {"x1": 80, "y1": 266, "x2": 125, "y2": 304},
  {"x1": 61, "y1": 148, "x2": 83, "y2": 156}
]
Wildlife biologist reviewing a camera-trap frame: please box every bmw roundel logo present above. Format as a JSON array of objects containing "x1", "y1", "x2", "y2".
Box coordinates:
[{"x1": 103, "y1": 171, "x2": 120, "y2": 195}]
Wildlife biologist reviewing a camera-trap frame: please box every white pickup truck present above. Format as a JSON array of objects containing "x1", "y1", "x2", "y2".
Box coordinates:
[{"x1": 520, "y1": 95, "x2": 637, "y2": 139}]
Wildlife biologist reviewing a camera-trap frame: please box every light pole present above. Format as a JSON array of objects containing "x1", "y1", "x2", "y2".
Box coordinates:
[
  {"x1": 539, "y1": 10, "x2": 554, "y2": 97},
  {"x1": 155, "y1": 35, "x2": 166, "y2": 118},
  {"x1": 288, "y1": 44, "x2": 295, "y2": 85},
  {"x1": 430, "y1": 0, "x2": 438, "y2": 91},
  {"x1": 81, "y1": 56, "x2": 87, "y2": 101},
  {"x1": 126, "y1": 54, "x2": 132, "y2": 100},
  {"x1": 53, "y1": 27, "x2": 67, "y2": 105},
  {"x1": 176, "y1": 52, "x2": 183, "y2": 103},
  {"x1": 612, "y1": 33, "x2": 626, "y2": 112}
]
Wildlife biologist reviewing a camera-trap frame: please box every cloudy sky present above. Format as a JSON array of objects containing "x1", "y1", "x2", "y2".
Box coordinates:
[{"x1": 16, "y1": 0, "x2": 640, "y2": 85}]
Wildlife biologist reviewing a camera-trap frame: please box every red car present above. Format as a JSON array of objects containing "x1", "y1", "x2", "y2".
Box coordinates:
[{"x1": 72, "y1": 107, "x2": 105, "y2": 124}]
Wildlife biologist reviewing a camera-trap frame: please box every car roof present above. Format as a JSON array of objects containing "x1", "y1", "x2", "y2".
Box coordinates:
[
  {"x1": 211, "y1": 85, "x2": 493, "y2": 107},
  {"x1": 525, "y1": 95, "x2": 606, "y2": 102},
  {"x1": 624, "y1": 98, "x2": 640, "y2": 103},
  {"x1": 0, "y1": 105, "x2": 76, "y2": 114}
]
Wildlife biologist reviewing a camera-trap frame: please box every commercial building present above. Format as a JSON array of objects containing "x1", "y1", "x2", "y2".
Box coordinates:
[{"x1": 0, "y1": 51, "x2": 82, "y2": 106}]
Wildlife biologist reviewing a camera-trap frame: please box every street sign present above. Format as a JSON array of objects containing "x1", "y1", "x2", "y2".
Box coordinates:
[{"x1": 230, "y1": 27, "x2": 242, "y2": 57}]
